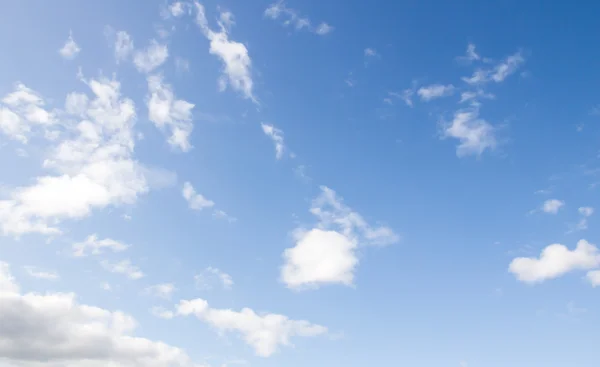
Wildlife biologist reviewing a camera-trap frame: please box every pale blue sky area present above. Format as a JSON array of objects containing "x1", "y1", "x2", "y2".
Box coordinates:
[{"x1": 1, "y1": 1, "x2": 600, "y2": 367}]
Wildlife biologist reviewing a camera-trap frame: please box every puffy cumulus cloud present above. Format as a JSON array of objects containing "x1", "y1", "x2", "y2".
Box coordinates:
[
  {"x1": 195, "y1": 266, "x2": 233, "y2": 290},
  {"x1": 282, "y1": 228, "x2": 357, "y2": 288},
  {"x1": 541, "y1": 199, "x2": 564, "y2": 214},
  {"x1": 147, "y1": 75, "x2": 195, "y2": 151},
  {"x1": 58, "y1": 31, "x2": 81, "y2": 60},
  {"x1": 0, "y1": 77, "x2": 163, "y2": 237},
  {"x1": 281, "y1": 186, "x2": 398, "y2": 289},
  {"x1": 72, "y1": 234, "x2": 130, "y2": 256},
  {"x1": 101, "y1": 259, "x2": 145, "y2": 280},
  {"x1": 509, "y1": 239, "x2": 600, "y2": 284},
  {"x1": 133, "y1": 40, "x2": 169, "y2": 73},
  {"x1": 0, "y1": 262, "x2": 197, "y2": 367},
  {"x1": 175, "y1": 298, "x2": 327, "y2": 357},
  {"x1": 0, "y1": 83, "x2": 56, "y2": 143},
  {"x1": 441, "y1": 106, "x2": 496, "y2": 157},
  {"x1": 417, "y1": 84, "x2": 455, "y2": 101},
  {"x1": 195, "y1": 2, "x2": 255, "y2": 102},
  {"x1": 264, "y1": 1, "x2": 333, "y2": 35},
  {"x1": 260, "y1": 123, "x2": 285, "y2": 159},
  {"x1": 182, "y1": 182, "x2": 214, "y2": 210},
  {"x1": 587, "y1": 270, "x2": 600, "y2": 287}
]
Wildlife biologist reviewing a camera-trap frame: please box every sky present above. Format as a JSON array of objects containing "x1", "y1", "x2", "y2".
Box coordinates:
[{"x1": 1, "y1": 1, "x2": 600, "y2": 366}]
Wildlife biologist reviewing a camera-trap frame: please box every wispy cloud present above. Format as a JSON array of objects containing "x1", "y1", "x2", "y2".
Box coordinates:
[
  {"x1": 182, "y1": 182, "x2": 214, "y2": 211},
  {"x1": 72, "y1": 234, "x2": 130, "y2": 257},
  {"x1": 195, "y1": 266, "x2": 234, "y2": 290},
  {"x1": 264, "y1": 1, "x2": 333, "y2": 35},
  {"x1": 417, "y1": 84, "x2": 455, "y2": 101},
  {"x1": 195, "y1": 3, "x2": 256, "y2": 102},
  {"x1": 24, "y1": 266, "x2": 59, "y2": 280},
  {"x1": 101, "y1": 260, "x2": 144, "y2": 280},
  {"x1": 261, "y1": 123, "x2": 285, "y2": 159},
  {"x1": 144, "y1": 283, "x2": 176, "y2": 299}
]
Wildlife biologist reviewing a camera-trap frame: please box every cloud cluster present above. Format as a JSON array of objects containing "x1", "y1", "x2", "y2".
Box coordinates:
[
  {"x1": 0, "y1": 77, "x2": 153, "y2": 236},
  {"x1": 195, "y1": 2, "x2": 255, "y2": 101},
  {"x1": 0, "y1": 262, "x2": 196, "y2": 367},
  {"x1": 281, "y1": 186, "x2": 398, "y2": 289},
  {"x1": 0, "y1": 83, "x2": 56, "y2": 143},
  {"x1": 147, "y1": 75, "x2": 195, "y2": 151},
  {"x1": 175, "y1": 298, "x2": 327, "y2": 357},
  {"x1": 509, "y1": 239, "x2": 600, "y2": 285}
]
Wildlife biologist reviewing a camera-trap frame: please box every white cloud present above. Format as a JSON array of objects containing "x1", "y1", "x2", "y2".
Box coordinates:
[
  {"x1": 133, "y1": 40, "x2": 169, "y2": 73},
  {"x1": 0, "y1": 262, "x2": 196, "y2": 367},
  {"x1": 417, "y1": 84, "x2": 455, "y2": 101},
  {"x1": 462, "y1": 51, "x2": 525, "y2": 85},
  {"x1": 144, "y1": 283, "x2": 176, "y2": 299},
  {"x1": 195, "y1": 3, "x2": 255, "y2": 101},
  {"x1": 282, "y1": 228, "x2": 358, "y2": 288},
  {"x1": 387, "y1": 89, "x2": 414, "y2": 107},
  {"x1": 72, "y1": 234, "x2": 130, "y2": 256},
  {"x1": 147, "y1": 75, "x2": 195, "y2": 151},
  {"x1": 0, "y1": 77, "x2": 152, "y2": 236},
  {"x1": 281, "y1": 186, "x2": 398, "y2": 289},
  {"x1": 101, "y1": 259, "x2": 144, "y2": 280},
  {"x1": 568, "y1": 207, "x2": 594, "y2": 232},
  {"x1": 58, "y1": 31, "x2": 81, "y2": 60},
  {"x1": 212, "y1": 209, "x2": 237, "y2": 222},
  {"x1": 151, "y1": 306, "x2": 175, "y2": 319},
  {"x1": 542, "y1": 199, "x2": 564, "y2": 214},
  {"x1": 264, "y1": 1, "x2": 332, "y2": 35},
  {"x1": 65, "y1": 92, "x2": 89, "y2": 116},
  {"x1": 260, "y1": 123, "x2": 285, "y2": 159},
  {"x1": 195, "y1": 266, "x2": 234, "y2": 290},
  {"x1": 182, "y1": 181, "x2": 214, "y2": 210},
  {"x1": 459, "y1": 89, "x2": 495, "y2": 104},
  {"x1": 587, "y1": 270, "x2": 600, "y2": 287},
  {"x1": 364, "y1": 48, "x2": 378, "y2": 57},
  {"x1": 176, "y1": 298, "x2": 327, "y2": 357},
  {"x1": 457, "y1": 43, "x2": 480, "y2": 63},
  {"x1": 491, "y1": 52, "x2": 525, "y2": 82},
  {"x1": 0, "y1": 83, "x2": 56, "y2": 143},
  {"x1": 315, "y1": 22, "x2": 334, "y2": 35},
  {"x1": 441, "y1": 106, "x2": 496, "y2": 157},
  {"x1": 169, "y1": 1, "x2": 188, "y2": 17},
  {"x1": 114, "y1": 30, "x2": 135, "y2": 63},
  {"x1": 101, "y1": 282, "x2": 111, "y2": 291},
  {"x1": 509, "y1": 239, "x2": 600, "y2": 284},
  {"x1": 23, "y1": 266, "x2": 59, "y2": 281}
]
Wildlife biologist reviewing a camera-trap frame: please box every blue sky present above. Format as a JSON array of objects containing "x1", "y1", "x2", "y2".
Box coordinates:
[{"x1": 1, "y1": 1, "x2": 600, "y2": 366}]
